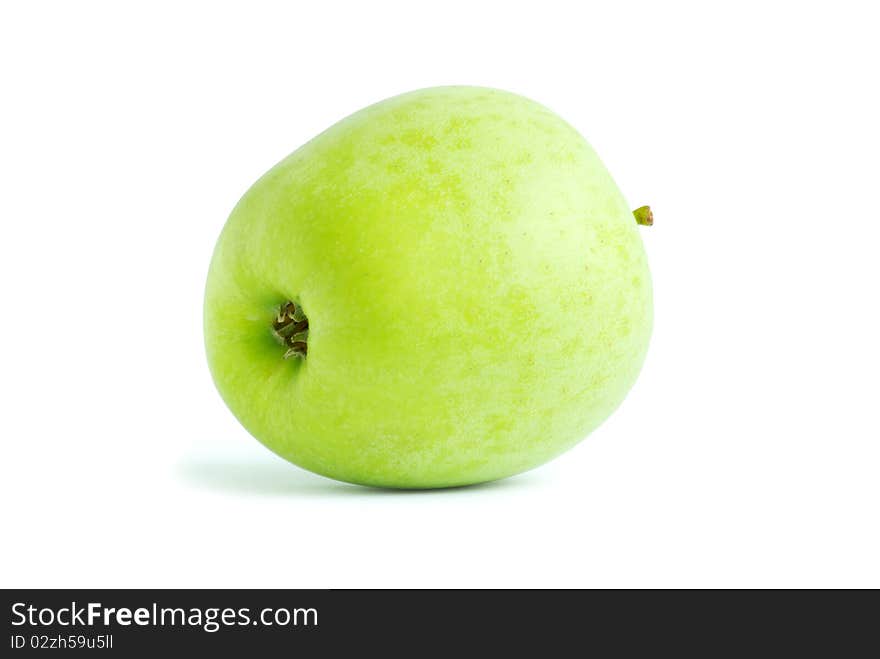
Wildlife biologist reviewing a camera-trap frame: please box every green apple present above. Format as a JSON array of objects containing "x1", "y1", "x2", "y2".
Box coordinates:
[{"x1": 204, "y1": 86, "x2": 652, "y2": 489}]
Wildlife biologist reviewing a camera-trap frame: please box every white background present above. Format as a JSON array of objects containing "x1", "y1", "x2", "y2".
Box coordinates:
[{"x1": 2, "y1": 1, "x2": 878, "y2": 588}]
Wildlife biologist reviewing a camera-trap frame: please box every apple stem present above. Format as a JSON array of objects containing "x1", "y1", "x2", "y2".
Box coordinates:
[
  {"x1": 273, "y1": 301, "x2": 309, "y2": 358},
  {"x1": 633, "y1": 206, "x2": 653, "y2": 226}
]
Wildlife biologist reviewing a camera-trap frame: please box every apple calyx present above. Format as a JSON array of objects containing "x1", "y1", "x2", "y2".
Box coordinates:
[
  {"x1": 273, "y1": 300, "x2": 309, "y2": 359},
  {"x1": 633, "y1": 206, "x2": 653, "y2": 226}
]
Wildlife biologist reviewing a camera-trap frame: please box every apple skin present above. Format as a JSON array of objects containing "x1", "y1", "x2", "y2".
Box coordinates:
[{"x1": 204, "y1": 86, "x2": 652, "y2": 488}]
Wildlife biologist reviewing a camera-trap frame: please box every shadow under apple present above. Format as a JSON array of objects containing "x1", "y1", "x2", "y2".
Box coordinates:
[{"x1": 176, "y1": 454, "x2": 540, "y2": 497}]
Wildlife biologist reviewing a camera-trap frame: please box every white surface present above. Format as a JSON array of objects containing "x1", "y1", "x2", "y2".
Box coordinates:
[{"x1": 1, "y1": 1, "x2": 878, "y2": 588}]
